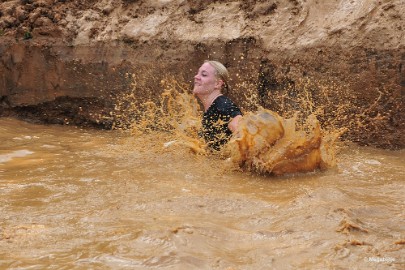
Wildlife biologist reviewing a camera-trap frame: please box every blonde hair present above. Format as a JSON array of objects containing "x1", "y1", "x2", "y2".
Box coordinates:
[{"x1": 205, "y1": 60, "x2": 231, "y2": 93}]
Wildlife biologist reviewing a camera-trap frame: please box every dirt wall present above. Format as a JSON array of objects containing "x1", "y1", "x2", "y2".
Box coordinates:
[{"x1": 0, "y1": 0, "x2": 404, "y2": 148}]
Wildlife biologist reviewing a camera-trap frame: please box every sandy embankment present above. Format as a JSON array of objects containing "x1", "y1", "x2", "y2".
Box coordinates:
[{"x1": 0, "y1": 0, "x2": 404, "y2": 148}]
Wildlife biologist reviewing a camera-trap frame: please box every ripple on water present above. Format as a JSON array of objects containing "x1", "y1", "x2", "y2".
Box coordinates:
[{"x1": 0, "y1": 150, "x2": 34, "y2": 163}]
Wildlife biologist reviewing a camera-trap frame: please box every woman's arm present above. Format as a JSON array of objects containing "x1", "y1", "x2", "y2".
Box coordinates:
[{"x1": 228, "y1": 115, "x2": 243, "y2": 133}]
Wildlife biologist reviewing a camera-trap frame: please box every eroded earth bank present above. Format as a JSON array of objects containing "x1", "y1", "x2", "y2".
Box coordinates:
[{"x1": 0, "y1": 0, "x2": 404, "y2": 149}]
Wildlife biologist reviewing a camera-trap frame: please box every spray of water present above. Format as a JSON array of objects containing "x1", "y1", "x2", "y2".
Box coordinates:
[
  {"x1": 111, "y1": 69, "x2": 395, "y2": 175},
  {"x1": 226, "y1": 109, "x2": 337, "y2": 175},
  {"x1": 113, "y1": 74, "x2": 207, "y2": 154}
]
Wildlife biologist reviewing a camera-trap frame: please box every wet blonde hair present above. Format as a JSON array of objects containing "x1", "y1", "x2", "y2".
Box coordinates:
[{"x1": 205, "y1": 60, "x2": 231, "y2": 93}]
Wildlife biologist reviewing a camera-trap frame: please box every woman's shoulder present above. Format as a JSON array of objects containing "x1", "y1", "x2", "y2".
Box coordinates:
[
  {"x1": 213, "y1": 95, "x2": 241, "y2": 113},
  {"x1": 214, "y1": 95, "x2": 234, "y2": 106}
]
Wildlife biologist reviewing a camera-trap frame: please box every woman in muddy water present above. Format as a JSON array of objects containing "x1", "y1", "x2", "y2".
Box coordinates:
[{"x1": 193, "y1": 60, "x2": 243, "y2": 151}]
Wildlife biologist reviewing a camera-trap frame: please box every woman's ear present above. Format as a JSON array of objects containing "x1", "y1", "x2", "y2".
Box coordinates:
[{"x1": 215, "y1": 79, "x2": 224, "y2": 90}]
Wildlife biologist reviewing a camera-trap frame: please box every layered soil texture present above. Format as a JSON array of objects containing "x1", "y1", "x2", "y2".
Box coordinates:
[{"x1": 0, "y1": 0, "x2": 404, "y2": 149}]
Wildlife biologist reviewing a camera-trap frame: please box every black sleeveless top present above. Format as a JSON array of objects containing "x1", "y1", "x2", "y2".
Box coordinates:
[{"x1": 201, "y1": 95, "x2": 242, "y2": 150}]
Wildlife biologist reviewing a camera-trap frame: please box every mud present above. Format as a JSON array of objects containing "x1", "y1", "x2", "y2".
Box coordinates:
[
  {"x1": 0, "y1": 117, "x2": 404, "y2": 269},
  {"x1": 0, "y1": 0, "x2": 404, "y2": 149}
]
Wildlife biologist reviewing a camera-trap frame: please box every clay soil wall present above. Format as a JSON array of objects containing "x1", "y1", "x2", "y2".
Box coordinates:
[{"x1": 0, "y1": 0, "x2": 404, "y2": 148}]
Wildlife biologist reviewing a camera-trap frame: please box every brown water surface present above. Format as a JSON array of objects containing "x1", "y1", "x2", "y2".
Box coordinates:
[{"x1": 0, "y1": 118, "x2": 404, "y2": 269}]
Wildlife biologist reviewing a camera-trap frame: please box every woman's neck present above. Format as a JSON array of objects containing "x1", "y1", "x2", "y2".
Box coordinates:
[{"x1": 199, "y1": 92, "x2": 222, "y2": 111}]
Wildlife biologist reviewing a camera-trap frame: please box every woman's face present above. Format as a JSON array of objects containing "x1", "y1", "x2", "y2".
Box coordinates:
[{"x1": 193, "y1": 62, "x2": 221, "y2": 96}]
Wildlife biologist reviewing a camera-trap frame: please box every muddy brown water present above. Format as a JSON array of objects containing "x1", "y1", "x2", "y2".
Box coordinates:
[{"x1": 0, "y1": 117, "x2": 404, "y2": 269}]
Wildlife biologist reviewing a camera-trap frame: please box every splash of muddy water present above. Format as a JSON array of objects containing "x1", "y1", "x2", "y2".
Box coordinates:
[
  {"x1": 228, "y1": 109, "x2": 336, "y2": 175},
  {"x1": 115, "y1": 76, "x2": 337, "y2": 175}
]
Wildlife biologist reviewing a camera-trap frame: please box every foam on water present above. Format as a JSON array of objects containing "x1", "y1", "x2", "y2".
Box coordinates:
[{"x1": 0, "y1": 150, "x2": 34, "y2": 163}]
